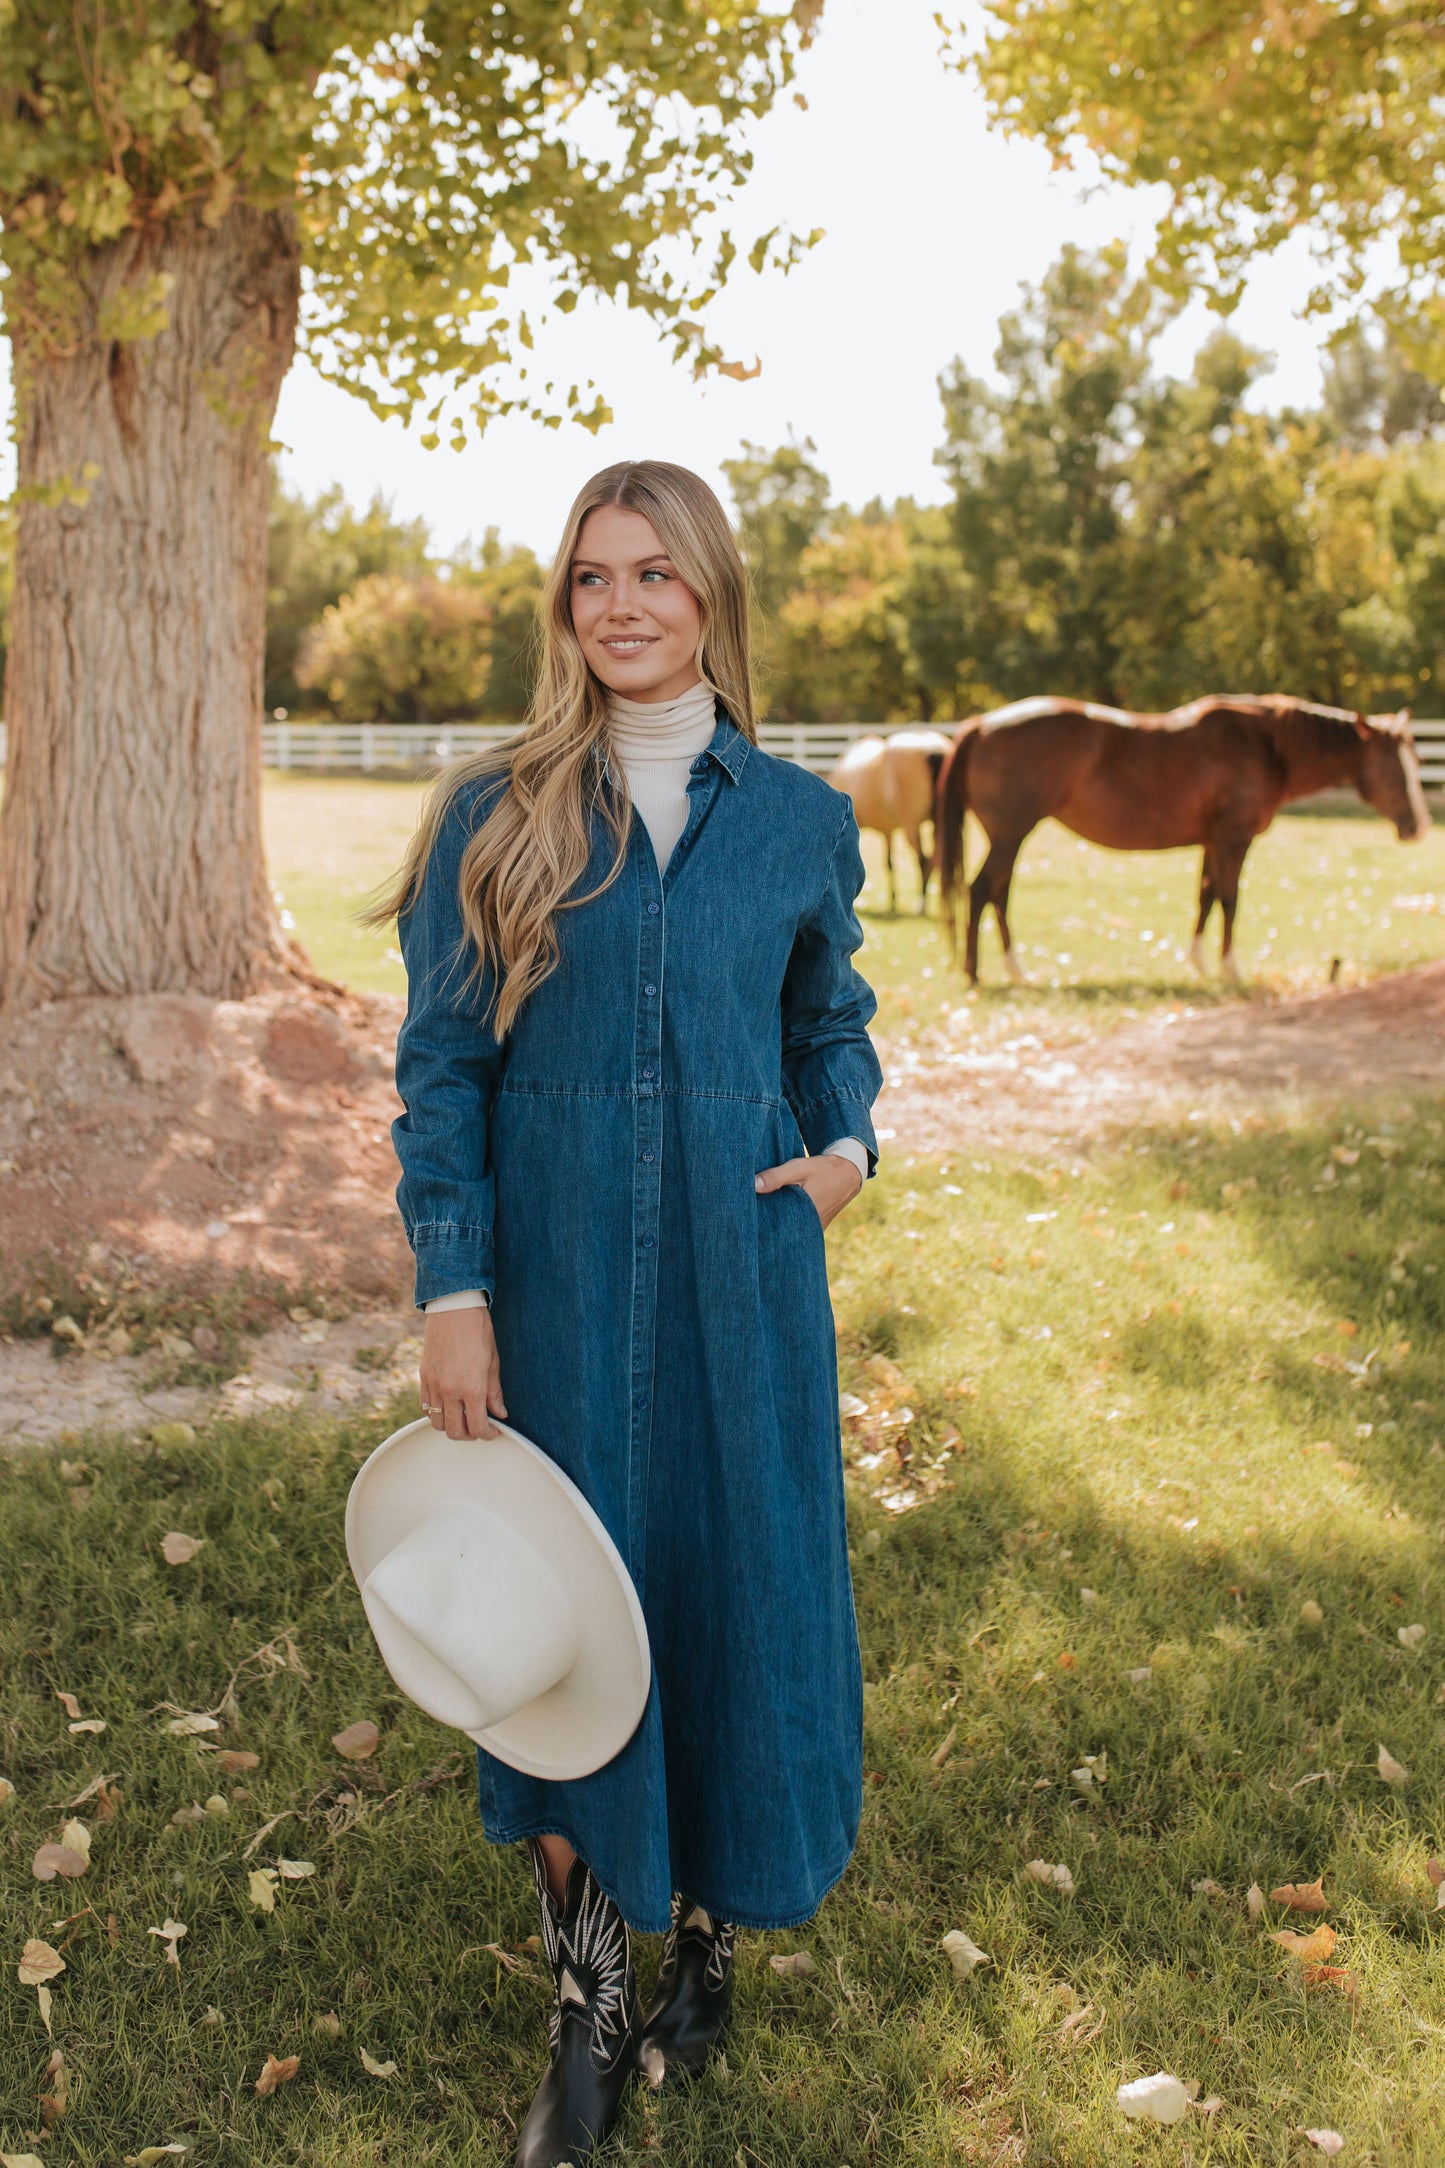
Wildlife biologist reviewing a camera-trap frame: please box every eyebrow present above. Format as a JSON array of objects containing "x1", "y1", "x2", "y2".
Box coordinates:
[{"x1": 571, "y1": 553, "x2": 675, "y2": 572}]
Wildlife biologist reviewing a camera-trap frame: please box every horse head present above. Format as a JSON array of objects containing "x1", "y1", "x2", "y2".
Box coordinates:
[{"x1": 1356, "y1": 708, "x2": 1432, "y2": 841}]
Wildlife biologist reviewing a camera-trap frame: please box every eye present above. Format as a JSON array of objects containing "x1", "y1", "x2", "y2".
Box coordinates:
[
  {"x1": 641, "y1": 567, "x2": 671, "y2": 582},
  {"x1": 574, "y1": 570, "x2": 604, "y2": 587}
]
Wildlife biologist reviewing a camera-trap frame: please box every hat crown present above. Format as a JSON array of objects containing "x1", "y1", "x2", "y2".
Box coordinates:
[{"x1": 362, "y1": 1503, "x2": 581, "y2": 1734}]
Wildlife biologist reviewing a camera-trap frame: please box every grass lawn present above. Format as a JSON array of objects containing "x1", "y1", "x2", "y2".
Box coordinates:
[{"x1": 3, "y1": 1109, "x2": 1443, "y2": 2164}]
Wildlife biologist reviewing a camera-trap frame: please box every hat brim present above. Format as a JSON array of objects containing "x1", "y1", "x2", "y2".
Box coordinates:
[{"x1": 346, "y1": 1417, "x2": 650, "y2": 1780}]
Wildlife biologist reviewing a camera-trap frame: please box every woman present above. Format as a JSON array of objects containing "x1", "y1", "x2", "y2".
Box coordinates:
[{"x1": 376, "y1": 460, "x2": 883, "y2": 2167}]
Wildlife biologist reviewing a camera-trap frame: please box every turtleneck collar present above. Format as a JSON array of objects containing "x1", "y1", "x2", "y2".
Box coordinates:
[{"x1": 606, "y1": 680, "x2": 719, "y2": 761}]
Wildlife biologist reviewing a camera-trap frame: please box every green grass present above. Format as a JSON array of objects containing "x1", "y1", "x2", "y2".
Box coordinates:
[{"x1": 4, "y1": 1108, "x2": 1444, "y2": 2163}]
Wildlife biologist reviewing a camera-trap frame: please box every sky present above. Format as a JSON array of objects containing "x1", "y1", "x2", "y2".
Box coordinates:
[{"x1": 1, "y1": 0, "x2": 1341, "y2": 557}]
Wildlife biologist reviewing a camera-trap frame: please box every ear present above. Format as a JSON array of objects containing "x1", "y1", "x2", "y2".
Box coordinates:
[
  {"x1": 1352, "y1": 713, "x2": 1371, "y2": 741},
  {"x1": 1399, "y1": 707, "x2": 1412, "y2": 729}
]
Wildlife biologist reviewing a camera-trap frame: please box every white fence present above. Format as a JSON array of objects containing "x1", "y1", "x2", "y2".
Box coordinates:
[{"x1": 2, "y1": 715, "x2": 1443, "y2": 784}]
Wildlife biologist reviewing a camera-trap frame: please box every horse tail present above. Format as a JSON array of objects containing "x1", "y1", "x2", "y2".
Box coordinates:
[{"x1": 935, "y1": 725, "x2": 974, "y2": 958}]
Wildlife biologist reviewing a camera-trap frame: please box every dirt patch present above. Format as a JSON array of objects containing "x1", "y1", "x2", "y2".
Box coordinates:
[
  {"x1": 877, "y1": 959, "x2": 1445, "y2": 1154},
  {"x1": 0, "y1": 987, "x2": 412, "y2": 1304}
]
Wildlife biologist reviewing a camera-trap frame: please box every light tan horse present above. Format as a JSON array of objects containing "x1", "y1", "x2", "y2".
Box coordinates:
[{"x1": 827, "y1": 728, "x2": 952, "y2": 913}]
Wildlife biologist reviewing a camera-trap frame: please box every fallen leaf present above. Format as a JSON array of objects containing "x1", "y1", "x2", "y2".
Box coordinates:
[
  {"x1": 55, "y1": 1692, "x2": 82, "y2": 1720},
  {"x1": 254, "y1": 2053, "x2": 300, "y2": 2098},
  {"x1": 147, "y1": 1918, "x2": 187, "y2": 1968},
  {"x1": 1059, "y1": 2002, "x2": 1104, "y2": 2047},
  {"x1": 277, "y1": 1858, "x2": 315, "y2": 1880},
  {"x1": 1303, "y1": 2133, "x2": 1345, "y2": 2158},
  {"x1": 1192, "y1": 1878, "x2": 1227, "y2": 1898},
  {"x1": 1271, "y1": 1923, "x2": 1337, "y2": 1961},
  {"x1": 0, "y1": 1778, "x2": 14, "y2": 1809},
  {"x1": 199, "y1": 2007, "x2": 223, "y2": 2028},
  {"x1": 32, "y1": 1844, "x2": 88, "y2": 1882},
  {"x1": 1299, "y1": 1600, "x2": 1325, "y2": 1628},
  {"x1": 331, "y1": 1720, "x2": 380, "y2": 1760},
  {"x1": 3, "y1": 2154, "x2": 48, "y2": 2167},
  {"x1": 248, "y1": 1868, "x2": 279, "y2": 1912},
  {"x1": 360, "y1": 2048, "x2": 397, "y2": 2080},
  {"x1": 941, "y1": 1929, "x2": 990, "y2": 1978},
  {"x1": 1377, "y1": 1743, "x2": 1410, "y2": 1786},
  {"x1": 204, "y1": 1795, "x2": 229, "y2": 1818},
  {"x1": 40, "y1": 2046, "x2": 67, "y2": 2126},
  {"x1": 1397, "y1": 1623, "x2": 1426, "y2": 1650},
  {"x1": 165, "y1": 1713, "x2": 219, "y2": 1737},
  {"x1": 215, "y1": 1751, "x2": 259, "y2": 1773},
  {"x1": 1336, "y1": 1320, "x2": 1358, "y2": 1338},
  {"x1": 160, "y1": 1532, "x2": 205, "y2": 1566},
  {"x1": 1270, "y1": 1878, "x2": 1328, "y2": 1913},
  {"x1": 1247, "y1": 1883, "x2": 1266, "y2": 1922},
  {"x1": 1302, "y1": 1962, "x2": 1359, "y2": 1998},
  {"x1": 1117, "y1": 2072, "x2": 1189, "y2": 2125},
  {"x1": 1025, "y1": 1859, "x2": 1076, "y2": 1895},
  {"x1": 313, "y1": 2010, "x2": 342, "y2": 2036},
  {"x1": 59, "y1": 1818, "x2": 91, "y2": 1862},
  {"x1": 1196, "y1": 2095, "x2": 1225, "y2": 2118},
  {"x1": 1426, "y1": 1856, "x2": 1444, "y2": 1888},
  {"x1": 18, "y1": 1940, "x2": 65, "y2": 1986},
  {"x1": 769, "y1": 1951, "x2": 815, "y2": 1976},
  {"x1": 68, "y1": 1718, "x2": 106, "y2": 1735},
  {"x1": 122, "y1": 2150, "x2": 192, "y2": 2165}
]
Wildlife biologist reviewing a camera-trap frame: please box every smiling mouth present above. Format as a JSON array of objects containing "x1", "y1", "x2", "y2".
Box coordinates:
[{"x1": 601, "y1": 636, "x2": 658, "y2": 656}]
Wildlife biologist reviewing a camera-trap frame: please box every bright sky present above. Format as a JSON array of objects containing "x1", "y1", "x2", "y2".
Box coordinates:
[{"x1": 2, "y1": 0, "x2": 1338, "y2": 556}]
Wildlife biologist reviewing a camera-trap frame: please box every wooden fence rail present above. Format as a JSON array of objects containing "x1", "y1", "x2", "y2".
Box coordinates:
[{"x1": 2, "y1": 716, "x2": 1443, "y2": 784}]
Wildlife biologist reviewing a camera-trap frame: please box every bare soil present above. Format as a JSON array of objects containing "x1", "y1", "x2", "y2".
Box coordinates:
[{"x1": 0, "y1": 966, "x2": 1440, "y2": 1443}]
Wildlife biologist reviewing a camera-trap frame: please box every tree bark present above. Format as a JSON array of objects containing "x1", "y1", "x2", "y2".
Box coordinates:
[{"x1": 0, "y1": 207, "x2": 301, "y2": 1005}]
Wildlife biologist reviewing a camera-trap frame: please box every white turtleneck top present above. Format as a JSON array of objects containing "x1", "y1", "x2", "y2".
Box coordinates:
[{"x1": 425, "y1": 680, "x2": 871, "y2": 1313}]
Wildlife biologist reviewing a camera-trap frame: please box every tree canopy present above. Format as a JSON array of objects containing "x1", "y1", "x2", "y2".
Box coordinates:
[
  {"x1": 0, "y1": 0, "x2": 821, "y2": 425},
  {"x1": 953, "y1": 1, "x2": 1445, "y2": 374}
]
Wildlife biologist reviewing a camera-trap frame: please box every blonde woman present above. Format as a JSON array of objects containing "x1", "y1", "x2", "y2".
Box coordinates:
[{"x1": 376, "y1": 460, "x2": 883, "y2": 2166}]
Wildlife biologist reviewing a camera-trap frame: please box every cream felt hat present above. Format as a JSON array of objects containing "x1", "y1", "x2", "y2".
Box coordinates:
[{"x1": 345, "y1": 1417, "x2": 650, "y2": 1781}]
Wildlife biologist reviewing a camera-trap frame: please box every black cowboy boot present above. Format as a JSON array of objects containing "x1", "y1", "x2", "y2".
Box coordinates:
[
  {"x1": 636, "y1": 1893, "x2": 736, "y2": 2091},
  {"x1": 515, "y1": 1841, "x2": 640, "y2": 2168}
]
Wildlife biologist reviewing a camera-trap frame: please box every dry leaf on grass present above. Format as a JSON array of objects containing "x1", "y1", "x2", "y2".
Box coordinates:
[
  {"x1": 1377, "y1": 1744, "x2": 1409, "y2": 1786},
  {"x1": 313, "y1": 2010, "x2": 342, "y2": 2037},
  {"x1": 254, "y1": 2054, "x2": 300, "y2": 2098},
  {"x1": 360, "y1": 2049, "x2": 397, "y2": 2080},
  {"x1": 160, "y1": 1532, "x2": 204, "y2": 1566},
  {"x1": 0, "y1": 1778, "x2": 15, "y2": 1808},
  {"x1": 18, "y1": 1940, "x2": 65, "y2": 1986},
  {"x1": 165, "y1": 1713, "x2": 219, "y2": 1738},
  {"x1": 1303, "y1": 2132, "x2": 1345, "y2": 2157},
  {"x1": 941, "y1": 1930, "x2": 990, "y2": 1978},
  {"x1": 1397, "y1": 1623, "x2": 1426, "y2": 1650},
  {"x1": 122, "y1": 2150, "x2": 192, "y2": 2165},
  {"x1": 40, "y1": 2047, "x2": 67, "y2": 2127},
  {"x1": 1191, "y1": 1878, "x2": 1226, "y2": 1898},
  {"x1": 32, "y1": 1844, "x2": 88, "y2": 1882},
  {"x1": 69, "y1": 1719, "x2": 106, "y2": 1735},
  {"x1": 213, "y1": 1751, "x2": 259, "y2": 1773},
  {"x1": 1059, "y1": 2003, "x2": 1103, "y2": 2047},
  {"x1": 331, "y1": 1720, "x2": 380, "y2": 1760},
  {"x1": 59, "y1": 1819, "x2": 91, "y2": 1860},
  {"x1": 1025, "y1": 1859, "x2": 1076, "y2": 1894},
  {"x1": 36, "y1": 1984, "x2": 54, "y2": 2035},
  {"x1": 1299, "y1": 1599, "x2": 1325, "y2": 1628},
  {"x1": 147, "y1": 1919, "x2": 187, "y2": 1969},
  {"x1": 1270, "y1": 1878, "x2": 1328, "y2": 1913},
  {"x1": 769, "y1": 1951, "x2": 815, "y2": 1976},
  {"x1": 1271, "y1": 1923, "x2": 1337, "y2": 1962},
  {"x1": 1116, "y1": 2072, "x2": 1189, "y2": 2124},
  {"x1": 1247, "y1": 1883, "x2": 1266, "y2": 1922},
  {"x1": 1303, "y1": 1962, "x2": 1359, "y2": 1999},
  {"x1": 3, "y1": 2154, "x2": 47, "y2": 2167},
  {"x1": 1196, "y1": 2095, "x2": 1225, "y2": 2117},
  {"x1": 276, "y1": 1859, "x2": 315, "y2": 1880},
  {"x1": 247, "y1": 1869, "x2": 279, "y2": 1913},
  {"x1": 55, "y1": 1692, "x2": 82, "y2": 1721}
]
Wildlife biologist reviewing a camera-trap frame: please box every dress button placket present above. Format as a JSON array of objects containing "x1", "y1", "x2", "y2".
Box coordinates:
[{"x1": 629, "y1": 831, "x2": 666, "y2": 1582}]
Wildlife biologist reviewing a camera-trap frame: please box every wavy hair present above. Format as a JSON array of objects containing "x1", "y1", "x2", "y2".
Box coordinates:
[{"x1": 363, "y1": 460, "x2": 756, "y2": 1037}]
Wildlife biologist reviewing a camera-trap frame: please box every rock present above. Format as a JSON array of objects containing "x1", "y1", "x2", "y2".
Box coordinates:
[
  {"x1": 261, "y1": 1005, "x2": 357, "y2": 1087},
  {"x1": 116, "y1": 995, "x2": 216, "y2": 1086}
]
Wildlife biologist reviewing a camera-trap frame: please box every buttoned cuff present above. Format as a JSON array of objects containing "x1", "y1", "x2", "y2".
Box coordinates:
[{"x1": 410, "y1": 1224, "x2": 495, "y2": 1310}]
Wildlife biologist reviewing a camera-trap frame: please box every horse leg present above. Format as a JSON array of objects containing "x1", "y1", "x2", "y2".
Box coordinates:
[
  {"x1": 991, "y1": 843, "x2": 1026, "y2": 983},
  {"x1": 912, "y1": 824, "x2": 931, "y2": 912},
  {"x1": 1189, "y1": 852, "x2": 1219, "y2": 977},
  {"x1": 885, "y1": 827, "x2": 897, "y2": 914},
  {"x1": 1214, "y1": 837, "x2": 1251, "y2": 984}
]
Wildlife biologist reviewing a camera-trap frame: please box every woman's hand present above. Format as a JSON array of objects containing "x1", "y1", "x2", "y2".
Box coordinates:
[
  {"x1": 420, "y1": 1306, "x2": 508, "y2": 1441},
  {"x1": 755, "y1": 1153, "x2": 863, "y2": 1230}
]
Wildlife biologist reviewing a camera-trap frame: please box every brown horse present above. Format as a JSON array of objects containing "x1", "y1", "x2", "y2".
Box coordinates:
[
  {"x1": 935, "y1": 695, "x2": 1431, "y2": 984},
  {"x1": 827, "y1": 728, "x2": 952, "y2": 912}
]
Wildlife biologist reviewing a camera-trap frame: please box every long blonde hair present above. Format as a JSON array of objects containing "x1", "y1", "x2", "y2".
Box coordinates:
[{"x1": 365, "y1": 461, "x2": 756, "y2": 1037}]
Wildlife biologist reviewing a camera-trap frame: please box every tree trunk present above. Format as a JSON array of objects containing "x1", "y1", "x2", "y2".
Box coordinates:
[{"x1": 0, "y1": 207, "x2": 301, "y2": 1005}]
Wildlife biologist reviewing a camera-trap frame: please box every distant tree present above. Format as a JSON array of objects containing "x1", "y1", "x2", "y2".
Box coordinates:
[
  {"x1": 936, "y1": 244, "x2": 1150, "y2": 703},
  {"x1": 770, "y1": 508, "x2": 919, "y2": 723},
  {"x1": 266, "y1": 483, "x2": 433, "y2": 713},
  {"x1": 721, "y1": 436, "x2": 832, "y2": 622},
  {"x1": 450, "y1": 532, "x2": 547, "y2": 721},
  {"x1": 296, "y1": 574, "x2": 493, "y2": 724},
  {"x1": 0, "y1": 1, "x2": 821, "y2": 1004},
  {"x1": 1322, "y1": 327, "x2": 1445, "y2": 453}
]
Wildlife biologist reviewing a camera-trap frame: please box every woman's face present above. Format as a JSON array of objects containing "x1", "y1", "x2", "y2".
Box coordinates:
[{"x1": 570, "y1": 504, "x2": 704, "y2": 703}]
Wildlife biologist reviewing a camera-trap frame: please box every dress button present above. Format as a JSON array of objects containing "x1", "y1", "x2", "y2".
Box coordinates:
[
  {"x1": 642, "y1": 1234, "x2": 654, "y2": 1249},
  {"x1": 638, "y1": 1395, "x2": 650, "y2": 1411},
  {"x1": 642, "y1": 1066, "x2": 654, "y2": 1079},
  {"x1": 644, "y1": 982, "x2": 657, "y2": 996},
  {"x1": 642, "y1": 1151, "x2": 655, "y2": 1164},
  {"x1": 647, "y1": 901, "x2": 660, "y2": 915}
]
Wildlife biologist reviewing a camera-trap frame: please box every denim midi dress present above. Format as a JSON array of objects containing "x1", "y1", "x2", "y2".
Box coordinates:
[{"x1": 391, "y1": 706, "x2": 884, "y2": 1933}]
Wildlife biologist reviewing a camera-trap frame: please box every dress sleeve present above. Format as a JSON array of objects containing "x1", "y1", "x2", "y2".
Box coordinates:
[
  {"x1": 392, "y1": 782, "x2": 508, "y2": 1308},
  {"x1": 779, "y1": 796, "x2": 885, "y2": 1179}
]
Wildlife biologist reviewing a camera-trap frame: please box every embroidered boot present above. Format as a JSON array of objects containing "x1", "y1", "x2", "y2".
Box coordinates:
[
  {"x1": 515, "y1": 1842, "x2": 640, "y2": 2168},
  {"x1": 636, "y1": 1893, "x2": 736, "y2": 2091}
]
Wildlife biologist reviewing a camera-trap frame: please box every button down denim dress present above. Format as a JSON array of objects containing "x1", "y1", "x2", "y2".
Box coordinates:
[{"x1": 391, "y1": 707, "x2": 884, "y2": 1933}]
